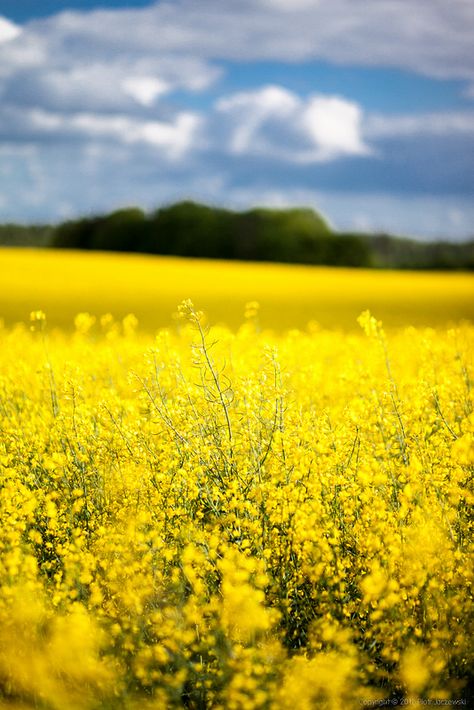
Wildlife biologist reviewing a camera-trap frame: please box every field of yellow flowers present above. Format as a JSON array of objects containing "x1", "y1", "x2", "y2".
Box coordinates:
[
  {"x1": 0, "y1": 300, "x2": 473, "y2": 708},
  {"x1": 1, "y1": 247, "x2": 473, "y2": 330}
]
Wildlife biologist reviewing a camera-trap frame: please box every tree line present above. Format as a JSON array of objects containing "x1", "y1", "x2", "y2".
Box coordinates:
[{"x1": 1, "y1": 201, "x2": 473, "y2": 270}]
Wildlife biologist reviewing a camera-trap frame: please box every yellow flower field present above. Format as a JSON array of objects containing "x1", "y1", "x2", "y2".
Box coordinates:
[
  {"x1": 0, "y1": 247, "x2": 473, "y2": 330},
  {"x1": 0, "y1": 298, "x2": 472, "y2": 708}
]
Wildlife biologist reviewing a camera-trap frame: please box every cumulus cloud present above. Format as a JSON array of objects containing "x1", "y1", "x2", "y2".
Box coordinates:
[
  {"x1": 38, "y1": 1, "x2": 471, "y2": 87},
  {"x1": 216, "y1": 86, "x2": 370, "y2": 162},
  {"x1": 0, "y1": 8, "x2": 221, "y2": 116},
  {"x1": 216, "y1": 86, "x2": 299, "y2": 154},
  {"x1": 0, "y1": 105, "x2": 202, "y2": 160},
  {"x1": 66, "y1": 111, "x2": 201, "y2": 159},
  {"x1": 301, "y1": 96, "x2": 369, "y2": 159},
  {"x1": 0, "y1": 1, "x2": 472, "y2": 127},
  {"x1": 122, "y1": 77, "x2": 171, "y2": 106},
  {"x1": 0, "y1": 16, "x2": 21, "y2": 43},
  {"x1": 0, "y1": 7, "x2": 218, "y2": 165},
  {"x1": 1, "y1": 1, "x2": 473, "y2": 92}
]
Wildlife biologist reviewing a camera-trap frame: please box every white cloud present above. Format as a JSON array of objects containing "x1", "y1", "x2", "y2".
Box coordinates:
[
  {"x1": 0, "y1": 106, "x2": 203, "y2": 161},
  {"x1": 260, "y1": 0, "x2": 320, "y2": 10},
  {"x1": 1, "y1": 1, "x2": 473, "y2": 90},
  {"x1": 121, "y1": 112, "x2": 202, "y2": 158},
  {"x1": 216, "y1": 86, "x2": 299, "y2": 154},
  {"x1": 0, "y1": 1, "x2": 472, "y2": 126},
  {"x1": 301, "y1": 96, "x2": 369, "y2": 159},
  {"x1": 0, "y1": 8, "x2": 221, "y2": 110},
  {"x1": 216, "y1": 86, "x2": 371, "y2": 162},
  {"x1": 69, "y1": 111, "x2": 200, "y2": 159},
  {"x1": 0, "y1": 16, "x2": 21, "y2": 44},
  {"x1": 0, "y1": 37, "x2": 45, "y2": 76},
  {"x1": 122, "y1": 77, "x2": 171, "y2": 106},
  {"x1": 365, "y1": 111, "x2": 474, "y2": 138}
]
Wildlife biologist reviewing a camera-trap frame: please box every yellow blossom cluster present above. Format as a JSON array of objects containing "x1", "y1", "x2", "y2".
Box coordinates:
[{"x1": 0, "y1": 304, "x2": 472, "y2": 708}]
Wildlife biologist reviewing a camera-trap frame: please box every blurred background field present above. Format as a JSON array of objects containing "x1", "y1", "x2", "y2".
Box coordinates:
[{"x1": 1, "y1": 247, "x2": 473, "y2": 331}]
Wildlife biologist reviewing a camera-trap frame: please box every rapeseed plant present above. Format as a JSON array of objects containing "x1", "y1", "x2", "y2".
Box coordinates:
[{"x1": 0, "y1": 303, "x2": 472, "y2": 708}]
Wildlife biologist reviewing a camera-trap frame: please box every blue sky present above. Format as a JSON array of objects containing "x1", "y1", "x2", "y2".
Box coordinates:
[{"x1": 0, "y1": 0, "x2": 473, "y2": 239}]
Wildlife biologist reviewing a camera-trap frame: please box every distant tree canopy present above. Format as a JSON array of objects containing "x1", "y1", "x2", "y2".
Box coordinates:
[
  {"x1": 0, "y1": 224, "x2": 53, "y2": 248},
  {"x1": 52, "y1": 208, "x2": 148, "y2": 252},
  {"x1": 52, "y1": 200, "x2": 372, "y2": 267},
  {"x1": 2, "y1": 201, "x2": 473, "y2": 270}
]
